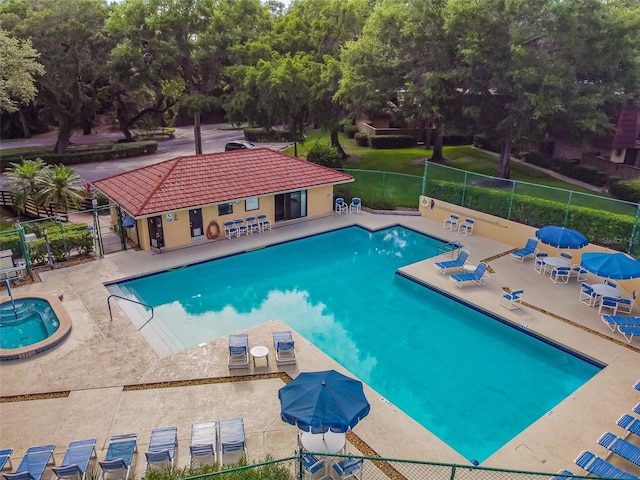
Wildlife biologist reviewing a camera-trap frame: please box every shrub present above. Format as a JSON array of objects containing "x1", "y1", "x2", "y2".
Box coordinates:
[
  {"x1": 369, "y1": 135, "x2": 416, "y2": 149},
  {"x1": 354, "y1": 132, "x2": 369, "y2": 147},
  {"x1": 609, "y1": 178, "x2": 640, "y2": 202},
  {"x1": 524, "y1": 151, "x2": 553, "y2": 169},
  {"x1": 306, "y1": 142, "x2": 342, "y2": 168},
  {"x1": 343, "y1": 125, "x2": 359, "y2": 139},
  {"x1": 473, "y1": 134, "x2": 500, "y2": 153},
  {"x1": 441, "y1": 135, "x2": 473, "y2": 146},
  {"x1": 0, "y1": 141, "x2": 158, "y2": 169},
  {"x1": 338, "y1": 119, "x2": 352, "y2": 132}
]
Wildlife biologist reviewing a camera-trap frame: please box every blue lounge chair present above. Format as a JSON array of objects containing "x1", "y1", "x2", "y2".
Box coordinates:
[
  {"x1": 600, "y1": 315, "x2": 640, "y2": 332},
  {"x1": 449, "y1": 262, "x2": 489, "y2": 288},
  {"x1": 550, "y1": 470, "x2": 574, "y2": 480},
  {"x1": 219, "y1": 417, "x2": 247, "y2": 467},
  {"x1": 98, "y1": 433, "x2": 137, "y2": 480},
  {"x1": 510, "y1": 238, "x2": 539, "y2": 262},
  {"x1": 636, "y1": 402, "x2": 640, "y2": 415},
  {"x1": 598, "y1": 432, "x2": 640, "y2": 468},
  {"x1": 145, "y1": 426, "x2": 177, "y2": 471},
  {"x1": 618, "y1": 414, "x2": 640, "y2": 439},
  {"x1": 273, "y1": 330, "x2": 296, "y2": 365},
  {"x1": 635, "y1": 379, "x2": 640, "y2": 391},
  {"x1": 189, "y1": 421, "x2": 217, "y2": 468},
  {"x1": 434, "y1": 250, "x2": 470, "y2": 274},
  {"x1": 574, "y1": 450, "x2": 638, "y2": 479},
  {"x1": 332, "y1": 455, "x2": 364, "y2": 480},
  {"x1": 3, "y1": 445, "x2": 56, "y2": 480},
  {"x1": 0, "y1": 450, "x2": 12, "y2": 472},
  {"x1": 51, "y1": 439, "x2": 97, "y2": 480},
  {"x1": 618, "y1": 324, "x2": 640, "y2": 343},
  {"x1": 228, "y1": 333, "x2": 249, "y2": 369}
]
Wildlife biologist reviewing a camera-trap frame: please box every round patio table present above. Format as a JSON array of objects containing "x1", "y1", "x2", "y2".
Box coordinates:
[{"x1": 299, "y1": 430, "x2": 346, "y2": 454}]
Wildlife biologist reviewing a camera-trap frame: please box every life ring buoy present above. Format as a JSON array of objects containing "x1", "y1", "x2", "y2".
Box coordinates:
[
  {"x1": 420, "y1": 196, "x2": 430, "y2": 208},
  {"x1": 206, "y1": 220, "x2": 221, "y2": 240}
]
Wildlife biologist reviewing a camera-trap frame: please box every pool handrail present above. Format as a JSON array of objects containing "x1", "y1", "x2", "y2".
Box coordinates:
[{"x1": 107, "y1": 294, "x2": 154, "y2": 330}]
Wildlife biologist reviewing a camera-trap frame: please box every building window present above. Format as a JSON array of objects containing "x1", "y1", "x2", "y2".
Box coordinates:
[
  {"x1": 275, "y1": 190, "x2": 307, "y2": 221},
  {"x1": 246, "y1": 197, "x2": 259, "y2": 211},
  {"x1": 218, "y1": 203, "x2": 233, "y2": 216}
]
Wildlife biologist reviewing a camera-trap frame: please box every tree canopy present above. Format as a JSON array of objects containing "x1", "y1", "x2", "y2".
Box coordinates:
[{"x1": 1, "y1": 0, "x2": 638, "y2": 177}]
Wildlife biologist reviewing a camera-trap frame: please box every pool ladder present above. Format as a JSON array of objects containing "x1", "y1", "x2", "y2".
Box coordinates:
[
  {"x1": 107, "y1": 294, "x2": 154, "y2": 330},
  {"x1": 437, "y1": 240, "x2": 462, "y2": 257}
]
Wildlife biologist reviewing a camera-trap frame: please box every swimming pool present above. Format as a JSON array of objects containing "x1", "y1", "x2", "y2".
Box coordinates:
[{"x1": 109, "y1": 226, "x2": 601, "y2": 462}]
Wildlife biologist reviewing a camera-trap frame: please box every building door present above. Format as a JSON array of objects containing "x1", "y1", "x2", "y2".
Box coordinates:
[
  {"x1": 189, "y1": 208, "x2": 204, "y2": 238},
  {"x1": 148, "y1": 216, "x2": 165, "y2": 249},
  {"x1": 275, "y1": 190, "x2": 307, "y2": 221}
]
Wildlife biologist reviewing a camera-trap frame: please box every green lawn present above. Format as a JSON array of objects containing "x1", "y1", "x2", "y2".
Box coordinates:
[{"x1": 284, "y1": 130, "x2": 633, "y2": 214}]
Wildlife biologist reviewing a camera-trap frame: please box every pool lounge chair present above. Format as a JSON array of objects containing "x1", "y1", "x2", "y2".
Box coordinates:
[
  {"x1": 273, "y1": 330, "x2": 297, "y2": 365},
  {"x1": 449, "y1": 262, "x2": 489, "y2": 288},
  {"x1": 550, "y1": 470, "x2": 574, "y2": 480},
  {"x1": 228, "y1": 333, "x2": 249, "y2": 369},
  {"x1": 635, "y1": 379, "x2": 640, "y2": 391},
  {"x1": 98, "y1": 434, "x2": 137, "y2": 480},
  {"x1": 618, "y1": 414, "x2": 640, "y2": 440},
  {"x1": 510, "y1": 238, "x2": 539, "y2": 262},
  {"x1": 3, "y1": 445, "x2": 56, "y2": 480},
  {"x1": 219, "y1": 417, "x2": 247, "y2": 467},
  {"x1": 574, "y1": 450, "x2": 638, "y2": 479},
  {"x1": 332, "y1": 455, "x2": 364, "y2": 480},
  {"x1": 434, "y1": 250, "x2": 469, "y2": 274},
  {"x1": 618, "y1": 324, "x2": 640, "y2": 343},
  {"x1": 189, "y1": 421, "x2": 217, "y2": 468},
  {"x1": 51, "y1": 439, "x2": 97, "y2": 480},
  {"x1": 598, "y1": 432, "x2": 640, "y2": 468},
  {"x1": 0, "y1": 450, "x2": 12, "y2": 472},
  {"x1": 145, "y1": 426, "x2": 178, "y2": 471},
  {"x1": 600, "y1": 315, "x2": 640, "y2": 332}
]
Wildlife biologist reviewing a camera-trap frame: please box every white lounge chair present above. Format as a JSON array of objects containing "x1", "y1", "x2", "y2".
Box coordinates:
[
  {"x1": 190, "y1": 421, "x2": 217, "y2": 468},
  {"x1": 618, "y1": 324, "x2": 640, "y2": 343},
  {"x1": 449, "y1": 263, "x2": 489, "y2": 288},
  {"x1": 219, "y1": 417, "x2": 247, "y2": 467},
  {"x1": 273, "y1": 330, "x2": 297, "y2": 365},
  {"x1": 0, "y1": 449, "x2": 12, "y2": 472},
  {"x1": 434, "y1": 250, "x2": 469, "y2": 274},
  {"x1": 510, "y1": 238, "x2": 538, "y2": 262},
  {"x1": 228, "y1": 334, "x2": 249, "y2": 369}
]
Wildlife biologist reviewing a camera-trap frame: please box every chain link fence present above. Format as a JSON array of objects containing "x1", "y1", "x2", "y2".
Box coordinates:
[
  {"x1": 181, "y1": 452, "x2": 611, "y2": 480},
  {"x1": 338, "y1": 164, "x2": 640, "y2": 255},
  {"x1": 0, "y1": 204, "x2": 128, "y2": 277}
]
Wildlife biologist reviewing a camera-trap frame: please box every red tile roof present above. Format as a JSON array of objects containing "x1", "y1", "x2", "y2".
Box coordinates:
[{"x1": 93, "y1": 148, "x2": 353, "y2": 217}]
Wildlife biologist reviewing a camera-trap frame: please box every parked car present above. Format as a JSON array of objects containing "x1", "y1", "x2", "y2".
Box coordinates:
[{"x1": 224, "y1": 140, "x2": 256, "y2": 151}]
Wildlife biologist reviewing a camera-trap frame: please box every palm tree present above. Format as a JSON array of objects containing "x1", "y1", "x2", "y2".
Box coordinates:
[
  {"x1": 35, "y1": 164, "x2": 85, "y2": 215},
  {"x1": 4, "y1": 158, "x2": 48, "y2": 214}
]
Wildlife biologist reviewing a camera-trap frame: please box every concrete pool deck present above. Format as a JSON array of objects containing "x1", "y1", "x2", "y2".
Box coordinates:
[{"x1": 1, "y1": 211, "x2": 639, "y2": 478}]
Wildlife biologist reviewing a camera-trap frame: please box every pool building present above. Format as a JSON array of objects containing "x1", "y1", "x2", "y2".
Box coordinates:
[{"x1": 92, "y1": 148, "x2": 353, "y2": 252}]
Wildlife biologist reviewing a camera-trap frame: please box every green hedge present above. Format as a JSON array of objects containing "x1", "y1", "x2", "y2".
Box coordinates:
[
  {"x1": 556, "y1": 159, "x2": 607, "y2": 187},
  {"x1": 609, "y1": 178, "x2": 640, "y2": 203},
  {"x1": 369, "y1": 135, "x2": 416, "y2": 149},
  {"x1": 306, "y1": 142, "x2": 342, "y2": 168},
  {"x1": 0, "y1": 141, "x2": 158, "y2": 168},
  {"x1": 428, "y1": 180, "x2": 636, "y2": 252},
  {"x1": 0, "y1": 222, "x2": 94, "y2": 265},
  {"x1": 243, "y1": 128, "x2": 296, "y2": 142},
  {"x1": 354, "y1": 132, "x2": 369, "y2": 147}
]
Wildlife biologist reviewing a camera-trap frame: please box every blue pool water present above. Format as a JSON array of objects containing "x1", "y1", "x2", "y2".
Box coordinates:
[
  {"x1": 110, "y1": 226, "x2": 601, "y2": 462},
  {"x1": 0, "y1": 298, "x2": 60, "y2": 349}
]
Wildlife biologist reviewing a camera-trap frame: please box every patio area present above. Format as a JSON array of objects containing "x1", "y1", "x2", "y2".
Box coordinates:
[{"x1": 1, "y1": 211, "x2": 639, "y2": 479}]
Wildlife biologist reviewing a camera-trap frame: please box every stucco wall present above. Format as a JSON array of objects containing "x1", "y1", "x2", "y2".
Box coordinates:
[
  {"x1": 418, "y1": 195, "x2": 640, "y2": 295},
  {"x1": 308, "y1": 185, "x2": 335, "y2": 217}
]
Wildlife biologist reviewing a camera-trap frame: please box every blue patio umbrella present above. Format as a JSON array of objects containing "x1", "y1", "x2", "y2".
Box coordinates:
[
  {"x1": 535, "y1": 225, "x2": 589, "y2": 249},
  {"x1": 278, "y1": 370, "x2": 370, "y2": 434},
  {"x1": 580, "y1": 252, "x2": 640, "y2": 280}
]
